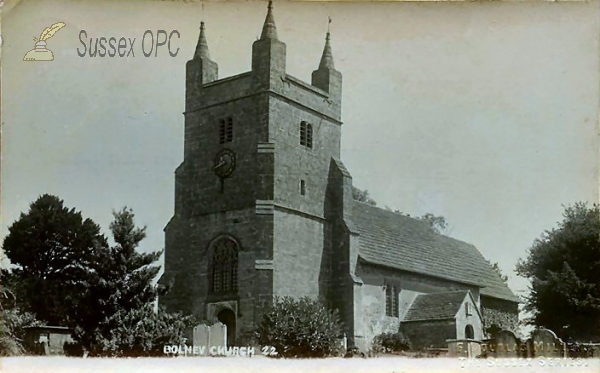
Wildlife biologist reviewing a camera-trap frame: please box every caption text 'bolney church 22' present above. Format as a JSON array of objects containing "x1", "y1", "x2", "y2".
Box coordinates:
[{"x1": 158, "y1": 1, "x2": 520, "y2": 352}]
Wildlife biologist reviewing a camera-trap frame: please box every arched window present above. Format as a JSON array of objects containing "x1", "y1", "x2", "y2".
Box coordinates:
[
  {"x1": 465, "y1": 324, "x2": 474, "y2": 339},
  {"x1": 211, "y1": 237, "x2": 239, "y2": 294}
]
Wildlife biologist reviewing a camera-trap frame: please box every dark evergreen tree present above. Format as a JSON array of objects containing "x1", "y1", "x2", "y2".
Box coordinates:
[
  {"x1": 76, "y1": 208, "x2": 163, "y2": 354},
  {"x1": 3, "y1": 196, "x2": 188, "y2": 355},
  {"x1": 2, "y1": 194, "x2": 108, "y2": 326}
]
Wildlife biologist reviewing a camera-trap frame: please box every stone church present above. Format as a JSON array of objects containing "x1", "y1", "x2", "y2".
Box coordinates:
[{"x1": 159, "y1": 2, "x2": 520, "y2": 351}]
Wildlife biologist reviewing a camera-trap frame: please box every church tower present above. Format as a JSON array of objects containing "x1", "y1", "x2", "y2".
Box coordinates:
[{"x1": 160, "y1": 2, "x2": 343, "y2": 345}]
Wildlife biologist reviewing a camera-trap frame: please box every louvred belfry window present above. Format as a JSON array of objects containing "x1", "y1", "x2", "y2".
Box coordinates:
[
  {"x1": 219, "y1": 117, "x2": 233, "y2": 144},
  {"x1": 385, "y1": 284, "x2": 399, "y2": 317},
  {"x1": 300, "y1": 121, "x2": 313, "y2": 148},
  {"x1": 211, "y1": 237, "x2": 238, "y2": 294}
]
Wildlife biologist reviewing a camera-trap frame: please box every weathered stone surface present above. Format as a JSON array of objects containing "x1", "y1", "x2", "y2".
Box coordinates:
[
  {"x1": 490, "y1": 330, "x2": 522, "y2": 358},
  {"x1": 209, "y1": 323, "x2": 227, "y2": 349},
  {"x1": 447, "y1": 339, "x2": 482, "y2": 358},
  {"x1": 193, "y1": 324, "x2": 210, "y2": 356},
  {"x1": 528, "y1": 328, "x2": 566, "y2": 358}
]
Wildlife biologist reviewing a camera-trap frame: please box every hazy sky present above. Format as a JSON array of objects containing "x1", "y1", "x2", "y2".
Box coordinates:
[{"x1": 2, "y1": 0, "x2": 598, "y2": 303}]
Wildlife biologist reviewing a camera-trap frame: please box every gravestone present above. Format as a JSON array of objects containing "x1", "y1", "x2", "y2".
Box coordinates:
[
  {"x1": 209, "y1": 322, "x2": 227, "y2": 350},
  {"x1": 528, "y1": 328, "x2": 566, "y2": 358},
  {"x1": 493, "y1": 330, "x2": 522, "y2": 358},
  {"x1": 446, "y1": 339, "x2": 481, "y2": 357},
  {"x1": 193, "y1": 324, "x2": 210, "y2": 356}
]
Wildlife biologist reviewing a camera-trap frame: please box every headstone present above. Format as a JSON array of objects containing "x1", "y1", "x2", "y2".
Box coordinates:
[
  {"x1": 528, "y1": 328, "x2": 566, "y2": 358},
  {"x1": 209, "y1": 322, "x2": 227, "y2": 351},
  {"x1": 466, "y1": 340, "x2": 482, "y2": 358},
  {"x1": 42, "y1": 341, "x2": 49, "y2": 355},
  {"x1": 193, "y1": 324, "x2": 210, "y2": 356},
  {"x1": 447, "y1": 339, "x2": 467, "y2": 357},
  {"x1": 493, "y1": 330, "x2": 521, "y2": 358}
]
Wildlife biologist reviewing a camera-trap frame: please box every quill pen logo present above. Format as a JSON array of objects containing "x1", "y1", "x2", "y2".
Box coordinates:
[{"x1": 23, "y1": 22, "x2": 66, "y2": 61}]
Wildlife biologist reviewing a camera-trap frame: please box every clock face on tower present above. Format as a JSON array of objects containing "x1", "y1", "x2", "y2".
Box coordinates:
[{"x1": 213, "y1": 149, "x2": 236, "y2": 179}]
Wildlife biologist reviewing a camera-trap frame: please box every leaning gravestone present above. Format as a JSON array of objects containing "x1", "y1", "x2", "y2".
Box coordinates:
[
  {"x1": 493, "y1": 330, "x2": 521, "y2": 358},
  {"x1": 528, "y1": 328, "x2": 566, "y2": 358},
  {"x1": 208, "y1": 322, "x2": 227, "y2": 353},
  {"x1": 193, "y1": 324, "x2": 210, "y2": 356}
]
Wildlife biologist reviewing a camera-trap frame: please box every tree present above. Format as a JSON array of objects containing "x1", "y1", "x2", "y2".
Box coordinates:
[
  {"x1": 516, "y1": 202, "x2": 600, "y2": 341},
  {"x1": 2, "y1": 196, "x2": 189, "y2": 356},
  {"x1": 0, "y1": 280, "x2": 43, "y2": 356},
  {"x1": 105, "y1": 207, "x2": 162, "y2": 314},
  {"x1": 490, "y1": 261, "x2": 508, "y2": 283},
  {"x1": 353, "y1": 188, "x2": 449, "y2": 234},
  {"x1": 2, "y1": 194, "x2": 108, "y2": 326},
  {"x1": 352, "y1": 186, "x2": 377, "y2": 206},
  {"x1": 76, "y1": 207, "x2": 163, "y2": 354},
  {"x1": 416, "y1": 213, "x2": 448, "y2": 235}
]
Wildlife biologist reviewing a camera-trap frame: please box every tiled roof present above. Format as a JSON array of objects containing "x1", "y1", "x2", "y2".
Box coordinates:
[
  {"x1": 352, "y1": 202, "x2": 520, "y2": 303},
  {"x1": 403, "y1": 291, "x2": 468, "y2": 321}
]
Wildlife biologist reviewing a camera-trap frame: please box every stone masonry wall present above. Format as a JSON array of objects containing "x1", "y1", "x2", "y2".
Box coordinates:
[
  {"x1": 401, "y1": 320, "x2": 457, "y2": 350},
  {"x1": 161, "y1": 208, "x2": 274, "y2": 345},
  {"x1": 355, "y1": 262, "x2": 481, "y2": 350},
  {"x1": 481, "y1": 295, "x2": 519, "y2": 336},
  {"x1": 270, "y1": 94, "x2": 341, "y2": 219},
  {"x1": 272, "y1": 209, "x2": 326, "y2": 299}
]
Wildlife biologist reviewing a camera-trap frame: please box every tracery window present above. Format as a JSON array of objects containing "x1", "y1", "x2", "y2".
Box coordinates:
[{"x1": 211, "y1": 237, "x2": 239, "y2": 294}]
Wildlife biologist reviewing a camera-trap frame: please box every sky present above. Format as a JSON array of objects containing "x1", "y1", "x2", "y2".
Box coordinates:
[{"x1": 2, "y1": 0, "x2": 599, "y2": 313}]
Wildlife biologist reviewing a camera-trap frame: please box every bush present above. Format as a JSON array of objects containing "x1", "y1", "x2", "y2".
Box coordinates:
[
  {"x1": 255, "y1": 296, "x2": 344, "y2": 358},
  {"x1": 372, "y1": 332, "x2": 410, "y2": 353},
  {"x1": 63, "y1": 341, "x2": 85, "y2": 357},
  {"x1": 0, "y1": 307, "x2": 42, "y2": 356},
  {"x1": 86, "y1": 304, "x2": 196, "y2": 357}
]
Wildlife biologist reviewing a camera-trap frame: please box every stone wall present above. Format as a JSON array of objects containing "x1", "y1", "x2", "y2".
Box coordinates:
[
  {"x1": 481, "y1": 295, "x2": 519, "y2": 337},
  {"x1": 354, "y1": 262, "x2": 482, "y2": 349},
  {"x1": 24, "y1": 327, "x2": 74, "y2": 355},
  {"x1": 325, "y1": 159, "x2": 358, "y2": 348},
  {"x1": 272, "y1": 209, "x2": 325, "y2": 299},
  {"x1": 270, "y1": 95, "x2": 341, "y2": 219},
  {"x1": 160, "y1": 208, "x2": 274, "y2": 345},
  {"x1": 401, "y1": 320, "x2": 457, "y2": 350}
]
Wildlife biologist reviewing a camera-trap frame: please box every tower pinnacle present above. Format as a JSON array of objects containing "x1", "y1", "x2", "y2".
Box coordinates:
[
  {"x1": 318, "y1": 17, "x2": 335, "y2": 70},
  {"x1": 260, "y1": 1, "x2": 278, "y2": 40},
  {"x1": 194, "y1": 21, "x2": 211, "y2": 60}
]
